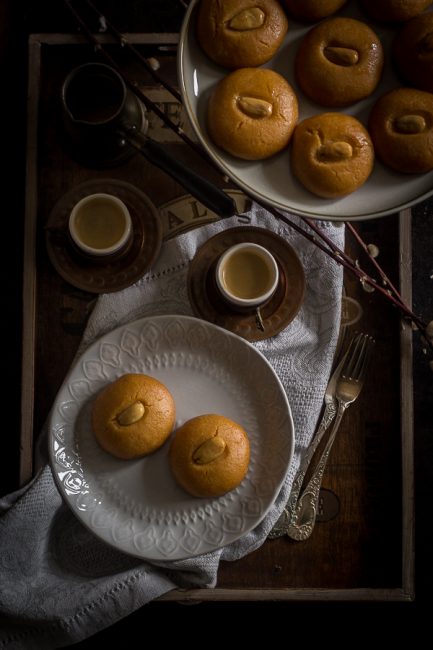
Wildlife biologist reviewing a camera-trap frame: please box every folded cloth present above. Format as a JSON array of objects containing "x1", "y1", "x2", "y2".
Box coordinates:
[{"x1": 0, "y1": 205, "x2": 344, "y2": 649}]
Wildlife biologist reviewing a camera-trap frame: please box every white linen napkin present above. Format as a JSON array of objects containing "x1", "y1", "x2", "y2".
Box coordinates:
[{"x1": 0, "y1": 205, "x2": 344, "y2": 649}]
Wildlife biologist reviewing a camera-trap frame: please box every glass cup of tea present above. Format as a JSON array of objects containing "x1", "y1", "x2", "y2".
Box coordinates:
[
  {"x1": 68, "y1": 193, "x2": 132, "y2": 258},
  {"x1": 216, "y1": 242, "x2": 279, "y2": 310}
]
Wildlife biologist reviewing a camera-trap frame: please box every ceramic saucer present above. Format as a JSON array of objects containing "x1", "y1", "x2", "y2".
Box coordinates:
[
  {"x1": 188, "y1": 226, "x2": 305, "y2": 341},
  {"x1": 45, "y1": 178, "x2": 163, "y2": 293}
]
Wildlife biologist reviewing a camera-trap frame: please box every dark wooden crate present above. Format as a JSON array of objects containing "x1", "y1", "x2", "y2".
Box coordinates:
[{"x1": 22, "y1": 34, "x2": 414, "y2": 601}]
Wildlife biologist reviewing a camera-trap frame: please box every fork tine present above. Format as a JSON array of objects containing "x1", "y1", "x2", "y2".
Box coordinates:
[
  {"x1": 342, "y1": 333, "x2": 364, "y2": 378},
  {"x1": 351, "y1": 335, "x2": 369, "y2": 379},
  {"x1": 356, "y1": 336, "x2": 374, "y2": 381},
  {"x1": 341, "y1": 333, "x2": 374, "y2": 381}
]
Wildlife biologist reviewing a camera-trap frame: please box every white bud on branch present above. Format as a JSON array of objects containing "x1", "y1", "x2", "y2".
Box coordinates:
[{"x1": 367, "y1": 243, "x2": 380, "y2": 258}]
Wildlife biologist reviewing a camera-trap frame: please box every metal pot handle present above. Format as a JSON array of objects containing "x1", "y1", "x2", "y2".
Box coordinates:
[{"x1": 121, "y1": 126, "x2": 237, "y2": 219}]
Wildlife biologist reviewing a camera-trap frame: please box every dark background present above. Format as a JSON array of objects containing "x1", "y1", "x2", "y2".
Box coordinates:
[{"x1": 1, "y1": 0, "x2": 432, "y2": 643}]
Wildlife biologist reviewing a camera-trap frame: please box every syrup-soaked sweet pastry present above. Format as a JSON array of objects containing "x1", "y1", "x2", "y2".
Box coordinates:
[
  {"x1": 207, "y1": 67, "x2": 298, "y2": 160},
  {"x1": 196, "y1": 0, "x2": 288, "y2": 68},
  {"x1": 92, "y1": 373, "x2": 176, "y2": 459},
  {"x1": 290, "y1": 112, "x2": 374, "y2": 198},
  {"x1": 361, "y1": 0, "x2": 432, "y2": 23},
  {"x1": 169, "y1": 414, "x2": 250, "y2": 498},
  {"x1": 368, "y1": 87, "x2": 433, "y2": 173},
  {"x1": 393, "y1": 12, "x2": 433, "y2": 93},
  {"x1": 283, "y1": 0, "x2": 347, "y2": 23},
  {"x1": 295, "y1": 17, "x2": 384, "y2": 107}
]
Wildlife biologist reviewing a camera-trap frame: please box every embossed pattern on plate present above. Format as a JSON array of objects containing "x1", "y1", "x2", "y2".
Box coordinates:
[{"x1": 49, "y1": 315, "x2": 294, "y2": 561}]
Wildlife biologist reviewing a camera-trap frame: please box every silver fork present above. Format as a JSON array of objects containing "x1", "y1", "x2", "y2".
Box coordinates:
[
  {"x1": 286, "y1": 332, "x2": 374, "y2": 541},
  {"x1": 268, "y1": 341, "x2": 349, "y2": 539}
]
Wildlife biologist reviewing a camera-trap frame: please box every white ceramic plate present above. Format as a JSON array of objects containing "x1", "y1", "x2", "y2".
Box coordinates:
[
  {"x1": 49, "y1": 315, "x2": 294, "y2": 561},
  {"x1": 178, "y1": 0, "x2": 433, "y2": 221}
]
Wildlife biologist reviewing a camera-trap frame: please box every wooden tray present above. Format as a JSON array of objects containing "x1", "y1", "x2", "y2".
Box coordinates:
[{"x1": 22, "y1": 33, "x2": 414, "y2": 601}]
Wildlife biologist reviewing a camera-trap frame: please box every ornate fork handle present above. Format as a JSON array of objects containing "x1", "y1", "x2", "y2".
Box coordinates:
[
  {"x1": 268, "y1": 401, "x2": 337, "y2": 539},
  {"x1": 286, "y1": 402, "x2": 347, "y2": 541},
  {"x1": 285, "y1": 401, "x2": 337, "y2": 517}
]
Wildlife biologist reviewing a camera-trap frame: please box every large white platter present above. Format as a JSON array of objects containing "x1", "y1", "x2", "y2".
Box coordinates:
[
  {"x1": 49, "y1": 315, "x2": 294, "y2": 561},
  {"x1": 178, "y1": 0, "x2": 433, "y2": 221}
]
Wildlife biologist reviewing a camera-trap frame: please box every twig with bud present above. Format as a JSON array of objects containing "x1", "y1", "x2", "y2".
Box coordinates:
[
  {"x1": 260, "y1": 203, "x2": 432, "y2": 353},
  {"x1": 345, "y1": 222, "x2": 404, "y2": 305}
]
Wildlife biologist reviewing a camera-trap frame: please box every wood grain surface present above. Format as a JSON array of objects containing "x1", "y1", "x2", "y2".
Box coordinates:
[{"x1": 21, "y1": 36, "x2": 413, "y2": 600}]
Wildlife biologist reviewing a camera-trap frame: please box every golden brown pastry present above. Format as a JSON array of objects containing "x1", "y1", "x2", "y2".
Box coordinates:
[
  {"x1": 290, "y1": 113, "x2": 374, "y2": 198},
  {"x1": 92, "y1": 373, "x2": 176, "y2": 459},
  {"x1": 196, "y1": 0, "x2": 288, "y2": 69},
  {"x1": 283, "y1": 0, "x2": 347, "y2": 23},
  {"x1": 368, "y1": 87, "x2": 433, "y2": 173},
  {"x1": 295, "y1": 17, "x2": 384, "y2": 107},
  {"x1": 169, "y1": 414, "x2": 250, "y2": 498},
  {"x1": 361, "y1": 0, "x2": 432, "y2": 23},
  {"x1": 393, "y1": 13, "x2": 433, "y2": 93},
  {"x1": 207, "y1": 68, "x2": 298, "y2": 160}
]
